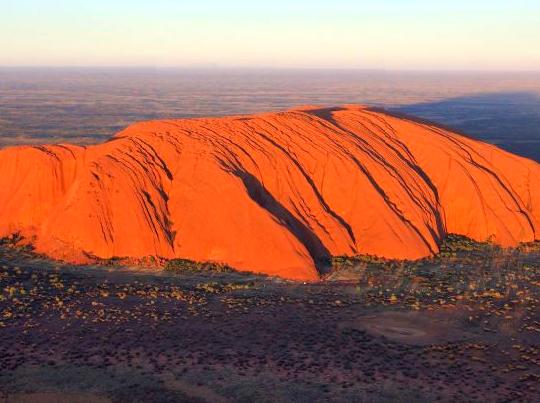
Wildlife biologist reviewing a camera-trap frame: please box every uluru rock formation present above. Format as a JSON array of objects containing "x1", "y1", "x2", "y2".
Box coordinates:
[{"x1": 0, "y1": 105, "x2": 539, "y2": 280}]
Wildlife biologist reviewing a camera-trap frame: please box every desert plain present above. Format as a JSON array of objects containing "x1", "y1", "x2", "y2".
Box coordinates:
[{"x1": 1, "y1": 235, "x2": 539, "y2": 402}]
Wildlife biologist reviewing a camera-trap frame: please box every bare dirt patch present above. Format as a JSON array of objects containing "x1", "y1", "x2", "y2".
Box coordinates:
[{"x1": 348, "y1": 310, "x2": 475, "y2": 345}]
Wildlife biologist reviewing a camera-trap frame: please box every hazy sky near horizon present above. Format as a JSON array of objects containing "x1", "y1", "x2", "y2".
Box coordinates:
[{"x1": 1, "y1": 0, "x2": 539, "y2": 70}]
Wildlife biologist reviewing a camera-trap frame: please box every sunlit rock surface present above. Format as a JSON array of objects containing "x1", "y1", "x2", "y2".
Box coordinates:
[{"x1": 0, "y1": 105, "x2": 538, "y2": 280}]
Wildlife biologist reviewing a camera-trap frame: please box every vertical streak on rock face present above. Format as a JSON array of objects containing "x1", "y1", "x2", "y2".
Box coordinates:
[{"x1": 0, "y1": 105, "x2": 538, "y2": 280}]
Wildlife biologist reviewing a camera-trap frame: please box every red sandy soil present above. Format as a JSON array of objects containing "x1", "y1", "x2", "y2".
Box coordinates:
[{"x1": 0, "y1": 105, "x2": 538, "y2": 280}]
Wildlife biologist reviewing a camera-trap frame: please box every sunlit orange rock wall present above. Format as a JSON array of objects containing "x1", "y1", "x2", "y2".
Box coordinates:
[{"x1": 0, "y1": 106, "x2": 538, "y2": 280}]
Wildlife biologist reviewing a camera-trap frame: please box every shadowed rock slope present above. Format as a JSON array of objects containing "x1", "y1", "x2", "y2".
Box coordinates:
[{"x1": 0, "y1": 105, "x2": 539, "y2": 280}]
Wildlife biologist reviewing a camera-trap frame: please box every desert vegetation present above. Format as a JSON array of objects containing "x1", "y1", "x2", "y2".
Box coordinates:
[{"x1": 0, "y1": 234, "x2": 539, "y2": 402}]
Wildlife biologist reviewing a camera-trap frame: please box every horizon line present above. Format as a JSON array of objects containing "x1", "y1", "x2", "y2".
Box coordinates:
[{"x1": 1, "y1": 65, "x2": 540, "y2": 74}]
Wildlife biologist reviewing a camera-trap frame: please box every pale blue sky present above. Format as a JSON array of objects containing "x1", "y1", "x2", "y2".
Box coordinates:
[{"x1": 1, "y1": 0, "x2": 539, "y2": 70}]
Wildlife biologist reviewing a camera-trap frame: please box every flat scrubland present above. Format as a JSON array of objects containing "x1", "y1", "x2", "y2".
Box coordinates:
[
  {"x1": 1, "y1": 69, "x2": 540, "y2": 161},
  {"x1": 0, "y1": 236, "x2": 539, "y2": 403}
]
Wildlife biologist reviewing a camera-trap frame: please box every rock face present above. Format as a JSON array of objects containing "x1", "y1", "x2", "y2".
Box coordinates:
[{"x1": 0, "y1": 105, "x2": 539, "y2": 280}]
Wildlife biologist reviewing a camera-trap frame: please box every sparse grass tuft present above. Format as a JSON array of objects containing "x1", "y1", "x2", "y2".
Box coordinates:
[
  {"x1": 165, "y1": 258, "x2": 235, "y2": 274},
  {"x1": 438, "y1": 233, "x2": 498, "y2": 257}
]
